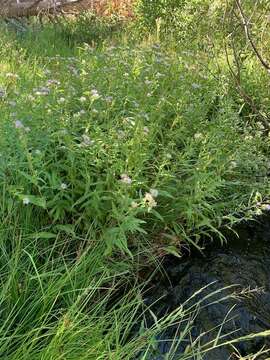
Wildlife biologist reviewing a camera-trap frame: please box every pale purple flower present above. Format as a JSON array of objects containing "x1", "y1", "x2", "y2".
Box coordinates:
[
  {"x1": 15, "y1": 120, "x2": 24, "y2": 129},
  {"x1": 81, "y1": 134, "x2": 94, "y2": 147},
  {"x1": 191, "y1": 83, "x2": 201, "y2": 89},
  {"x1": 143, "y1": 126, "x2": 149, "y2": 135},
  {"x1": 0, "y1": 87, "x2": 6, "y2": 98},
  {"x1": 120, "y1": 174, "x2": 132, "y2": 185},
  {"x1": 150, "y1": 189, "x2": 159, "y2": 198},
  {"x1": 90, "y1": 89, "x2": 100, "y2": 100},
  {"x1": 47, "y1": 79, "x2": 60, "y2": 86},
  {"x1": 79, "y1": 96, "x2": 87, "y2": 103}
]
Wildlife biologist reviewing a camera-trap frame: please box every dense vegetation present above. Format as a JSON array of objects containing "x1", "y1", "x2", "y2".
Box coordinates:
[{"x1": 0, "y1": 1, "x2": 270, "y2": 358}]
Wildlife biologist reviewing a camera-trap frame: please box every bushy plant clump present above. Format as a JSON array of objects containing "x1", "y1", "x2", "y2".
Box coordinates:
[
  {"x1": 134, "y1": 0, "x2": 225, "y2": 44},
  {"x1": 0, "y1": 13, "x2": 269, "y2": 359},
  {"x1": 0, "y1": 24, "x2": 269, "y2": 257},
  {"x1": 58, "y1": 11, "x2": 125, "y2": 46}
]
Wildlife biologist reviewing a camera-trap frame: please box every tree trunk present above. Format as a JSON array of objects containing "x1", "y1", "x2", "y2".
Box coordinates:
[{"x1": 0, "y1": 0, "x2": 92, "y2": 17}]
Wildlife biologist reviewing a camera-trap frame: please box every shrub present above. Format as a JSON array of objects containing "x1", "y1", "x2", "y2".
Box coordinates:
[{"x1": 58, "y1": 11, "x2": 125, "y2": 46}]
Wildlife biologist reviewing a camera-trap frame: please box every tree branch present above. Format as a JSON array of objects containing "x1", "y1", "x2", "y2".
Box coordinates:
[{"x1": 235, "y1": 0, "x2": 270, "y2": 74}]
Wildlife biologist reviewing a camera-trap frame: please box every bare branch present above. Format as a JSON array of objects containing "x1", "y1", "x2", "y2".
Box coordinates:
[{"x1": 235, "y1": 0, "x2": 270, "y2": 74}]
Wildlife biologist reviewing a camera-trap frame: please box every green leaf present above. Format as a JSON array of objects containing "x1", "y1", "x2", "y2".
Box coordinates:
[
  {"x1": 30, "y1": 232, "x2": 56, "y2": 240},
  {"x1": 162, "y1": 245, "x2": 182, "y2": 258},
  {"x1": 54, "y1": 224, "x2": 75, "y2": 236}
]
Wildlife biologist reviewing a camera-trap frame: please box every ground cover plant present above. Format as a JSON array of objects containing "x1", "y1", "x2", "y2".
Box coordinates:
[{"x1": 0, "y1": 2, "x2": 270, "y2": 358}]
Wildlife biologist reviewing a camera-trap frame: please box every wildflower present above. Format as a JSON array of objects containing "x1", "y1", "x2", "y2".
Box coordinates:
[
  {"x1": 91, "y1": 89, "x2": 99, "y2": 96},
  {"x1": 124, "y1": 117, "x2": 135, "y2": 127},
  {"x1": 120, "y1": 174, "x2": 132, "y2": 185},
  {"x1": 58, "y1": 97, "x2": 66, "y2": 104},
  {"x1": 25, "y1": 127, "x2": 31, "y2": 133},
  {"x1": 14, "y1": 120, "x2": 24, "y2": 129},
  {"x1": 34, "y1": 149, "x2": 41, "y2": 155},
  {"x1": 230, "y1": 161, "x2": 237, "y2": 169},
  {"x1": 117, "y1": 130, "x2": 125, "y2": 139},
  {"x1": 28, "y1": 95, "x2": 35, "y2": 102},
  {"x1": 47, "y1": 79, "x2": 60, "y2": 86},
  {"x1": 0, "y1": 87, "x2": 6, "y2": 98},
  {"x1": 165, "y1": 153, "x2": 172, "y2": 160},
  {"x1": 131, "y1": 201, "x2": 139, "y2": 209},
  {"x1": 60, "y1": 183, "x2": 68, "y2": 190},
  {"x1": 191, "y1": 83, "x2": 201, "y2": 89},
  {"x1": 90, "y1": 89, "x2": 100, "y2": 101},
  {"x1": 145, "y1": 80, "x2": 152, "y2": 85},
  {"x1": 150, "y1": 188, "x2": 159, "y2": 198},
  {"x1": 105, "y1": 96, "x2": 113, "y2": 103},
  {"x1": 35, "y1": 87, "x2": 50, "y2": 96},
  {"x1": 68, "y1": 65, "x2": 79, "y2": 76},
  {"x1": 79, "y1": 96, "x2": 87, "y2": 103},
  {"x1": 23, "y1": 197, "x2": 30, "y2": 205},
  {"x1": 6, "y1": 72, "x2": 19, "y2": 79},
  {"x1": 74, "y1": 110, "x2": 86, "y2": 118},
  {"x1": 143, "y1": 126, "x2": 149, "y2": 135},
  {"x1": 261, "y1": 204, "x2": 270, "y2": 211},
  {"x1": 194, "y1": 133, "x2": 203, "y2": 140},
  {"x1": 144, "y1": 192, "x2": 157, "y2": 209},
  {"x1": 81, "y1": 134, "x2": 94, "y2": 147}
]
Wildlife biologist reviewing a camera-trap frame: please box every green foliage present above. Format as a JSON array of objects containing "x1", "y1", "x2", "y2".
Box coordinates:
[
  {"x1": 58, "y1": 12, "x2": 125, "y2": 45},
  {"x1": 0, "y1": 21, "x2": 269, "y2": 257},
  {"x1": 0, "y1": 5, "x2": 270, "y2": 358},
  {"x1": 134, "y1": 0, "x2": 224, "y2": 44}
]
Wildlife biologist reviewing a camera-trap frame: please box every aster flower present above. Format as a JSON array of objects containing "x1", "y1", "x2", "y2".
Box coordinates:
[
  {"x1": 120, "y1": 174, "x2": 132, "y2": 185},
  {"x1": 81, "y1": 134, "x2": 94, "y2": 147},
  {"x1": 23, "y1": 197, "x2": 30, "y2": 205},
  {"x1": 14, "y1": 120, "x2": 24, "y2": 129},
  {"x1": 47, "y1": 79, "x2": 60, "y2": 86},
  {"x1": 150, "y1": 189, "x2": 159, "y2": 198},
  {"x1": 57, "y1": 97, "x2": 66, "y2": 104},
  {"x1": 0, "y1": 87, "x2": 6, "y2": 98},
  {"x1": 60, "y1": 183, "x2": 68, "y2": 190},
  {"x1": 144, "y1": 192, "x2": 157, "y2": 209},
  {"x1": 79, "y1": 96, "x2": 87, "y2": 103},
  {"x1": 194, "y1": 133, "x2": 203, "y2": 140}
]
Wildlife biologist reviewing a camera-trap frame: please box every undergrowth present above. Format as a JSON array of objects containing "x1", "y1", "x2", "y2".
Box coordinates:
[{"x1": 0, "y1": 6, "x2": 270, "y2": 358}]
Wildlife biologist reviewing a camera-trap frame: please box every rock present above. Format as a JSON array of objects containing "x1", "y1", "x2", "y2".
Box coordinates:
[{"x1": 144, "y1": 216, "x2": 270, "y2": 359}]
